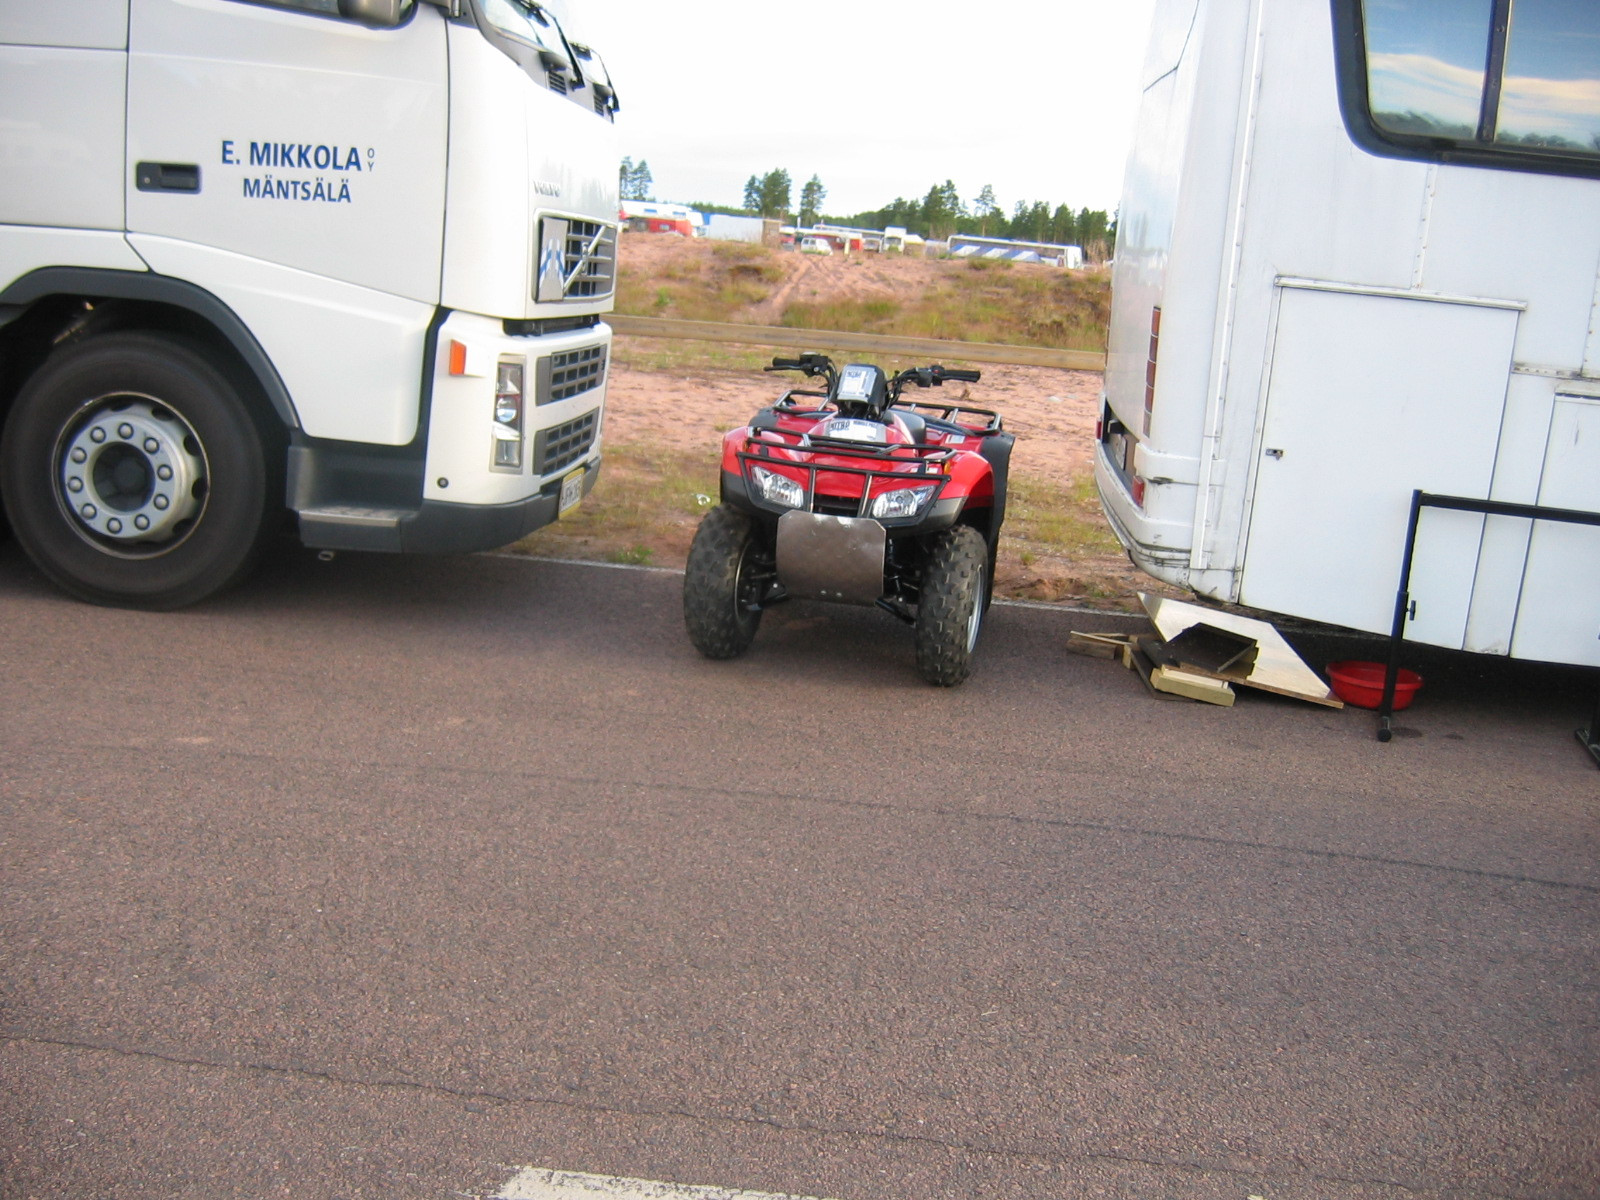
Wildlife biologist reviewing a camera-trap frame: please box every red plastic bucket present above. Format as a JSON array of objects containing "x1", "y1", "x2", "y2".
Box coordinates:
[{"x1": 1326, "y1": 660, "x2": 1423, "y2": 710}]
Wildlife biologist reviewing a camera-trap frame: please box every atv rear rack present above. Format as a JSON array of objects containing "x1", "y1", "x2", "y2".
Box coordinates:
[
  {"x1": 769, "y1": 395, "x2": 1005, "y2": 437},
  {"x1": 894, "y1": 401, "x2": 1005, "y2": 435}
]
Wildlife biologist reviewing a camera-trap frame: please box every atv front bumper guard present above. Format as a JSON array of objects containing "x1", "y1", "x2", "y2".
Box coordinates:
[{"x1": 725, "y1": 433, "x2": 964, "y2": 531}]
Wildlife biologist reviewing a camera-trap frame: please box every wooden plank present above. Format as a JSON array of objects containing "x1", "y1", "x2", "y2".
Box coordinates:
[
  {"x1": 1067, "y1": 631, "x2": 1132, "y2": 659},
  {"x1": 606, "y1": 314, "x2": 1107, "y2": 372},
  {"x1": 1140, "y1": 593, "x2": 1344, "y2": 708},
  {"x1": 1150, "y1": 665, "x2": 1237, "y2": 706}
]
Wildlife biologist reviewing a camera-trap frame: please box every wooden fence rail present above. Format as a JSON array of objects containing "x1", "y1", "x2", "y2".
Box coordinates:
[{"x1": 606, "y1": 315, "x2": 1107, "y2": 373}]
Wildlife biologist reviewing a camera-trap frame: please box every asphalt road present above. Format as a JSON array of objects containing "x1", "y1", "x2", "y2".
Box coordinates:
[{"x1": 2, "y1": 542, "x2": 1597, "y2": 1200}]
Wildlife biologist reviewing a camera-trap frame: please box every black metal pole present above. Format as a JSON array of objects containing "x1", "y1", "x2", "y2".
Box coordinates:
[
  {"x1": 1379, "y1": 489, "x2": 1425, "y2": 743},
  {"x1": 1375, "y1": 490, "x2": 1600, "y2": 757},
  {"x1": 1577, "y1": 680, "x2": 1600, "y2": 770}
]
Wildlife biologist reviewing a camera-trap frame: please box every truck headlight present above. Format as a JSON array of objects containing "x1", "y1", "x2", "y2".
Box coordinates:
[
  {"x1": 870, "y1": 484, "x2": 935, "y2": 520},
  {"x1": 751, "y1": 465, "x2": 805, "y2": 509},
  {"x1": 492, "y1": 359, "x2": 524, "y2": 470}
]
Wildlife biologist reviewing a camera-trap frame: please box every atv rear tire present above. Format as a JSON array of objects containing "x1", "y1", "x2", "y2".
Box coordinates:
[
  {"x1": 914, "y1": 524, "x2": 987, "y2": 686},
  {"x1": 684, "y1": 505, "x2": 766, "y2": 659}
]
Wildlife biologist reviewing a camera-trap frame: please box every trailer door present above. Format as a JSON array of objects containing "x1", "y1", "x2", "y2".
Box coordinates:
[
  {"x1": 1241, "y1": 284, "x2": 1519, "y2": 644},
  {"x1": 1509, "y1": 394, "x2": 1600, "y2": 667}
]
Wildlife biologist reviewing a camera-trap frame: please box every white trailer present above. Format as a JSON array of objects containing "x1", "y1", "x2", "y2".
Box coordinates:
[
  {"x1": 0, "y1": 0, "x2": 620, "y2": 608},
  {"x1": 1098, "y1": 0, "x2": 1600, "y2": 667}
]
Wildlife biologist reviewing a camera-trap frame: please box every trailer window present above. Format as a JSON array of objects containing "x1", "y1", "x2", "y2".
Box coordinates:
[
  {"x1": 1364, "y1": 0, "x2": 1494, "y2": 140},
  {"x1": 1335, "y1": 0, "x2": 1600, "y2": 176},
  {"x1": 1495, "y1": 0, "x2": 1600, "y2": 156}
]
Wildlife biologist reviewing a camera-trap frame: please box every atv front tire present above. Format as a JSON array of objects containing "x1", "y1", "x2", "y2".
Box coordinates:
[
  {"x1": 684, "y1": 505, "x2": 766, "y2": 659},
  {"x1": 914, "y1": 524, "x2": 988, "y2": 686}
]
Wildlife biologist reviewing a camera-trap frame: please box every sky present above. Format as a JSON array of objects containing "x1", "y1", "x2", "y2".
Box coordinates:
[{"x1": 568, "y1": 0, "x2": 1160, "y2": 219}]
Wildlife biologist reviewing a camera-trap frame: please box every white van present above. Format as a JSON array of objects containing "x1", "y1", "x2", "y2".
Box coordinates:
[{"x1": 1099, "y1": 0, "x2": 1600, "y2": 667}]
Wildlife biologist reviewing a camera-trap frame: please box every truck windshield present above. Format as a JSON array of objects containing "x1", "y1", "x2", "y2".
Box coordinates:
[{"x1": 469, "y1": 0, "x2": 582, "y2": 89}]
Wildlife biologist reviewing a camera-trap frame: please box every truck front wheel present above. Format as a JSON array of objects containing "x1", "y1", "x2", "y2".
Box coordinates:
[{"x1": 0, "y1": 332, "x2": 277, "y2": 609}]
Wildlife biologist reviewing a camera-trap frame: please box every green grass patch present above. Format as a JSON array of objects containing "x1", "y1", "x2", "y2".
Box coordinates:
[
  {"x1": 610, "y1": 337, "x2": 776, "y2": 374},
  {"x1": 779, "y1": 266, "x2": 1109, "y2": 350},
  {"x1": 1003, "y1": 473, "x2": 1123, "y2": 557},
  {"x1": 509, "y1": 443, "x2": 720, "y2": 562}
]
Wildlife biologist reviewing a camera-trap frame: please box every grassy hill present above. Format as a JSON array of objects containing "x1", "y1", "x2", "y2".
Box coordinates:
[{"x1": 614, "y1": 235, "x2": 1111, "y2": 352}]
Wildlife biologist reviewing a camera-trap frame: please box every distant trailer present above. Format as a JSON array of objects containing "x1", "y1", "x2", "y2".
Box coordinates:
[
  {"x1": 705, "y1": 214, "x2": 766, "y2": 243},
  {"x1": 949, "y1": 235, "x2": 1084, "y2": 268},
  {"x1": 620, "y1": 201, "x2": 702, "y2": 237}
]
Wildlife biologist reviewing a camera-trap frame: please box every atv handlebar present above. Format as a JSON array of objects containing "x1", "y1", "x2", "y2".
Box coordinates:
[
  {"x1": 891, "y1": 364, "x2": 982, "y2": 392},
  {"x1": 766, "y1": 353, "x2": 839, "y2": 391},
  {"x1": 766, "y1": 355, "x2": 983, "y2": 414}
]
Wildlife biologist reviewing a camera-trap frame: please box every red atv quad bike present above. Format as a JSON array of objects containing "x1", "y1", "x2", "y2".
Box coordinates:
[{"x1": 683, "y1": 353, "x2": 1014, "y2": 685}]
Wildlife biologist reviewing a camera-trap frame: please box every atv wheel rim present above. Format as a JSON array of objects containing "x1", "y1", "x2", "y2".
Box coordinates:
[
  {"x1": 57, "y1": 395, "x2": 207, "y2": 551},
  {"x1": 734, "y1": 540, "x2": 761, "y2": 616},
  {"x1": 965, "y1": 567, "x2": 985, "y2": 651}
]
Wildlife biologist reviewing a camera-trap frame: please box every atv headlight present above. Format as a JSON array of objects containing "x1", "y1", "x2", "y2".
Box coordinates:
[
  {"x1": 751, "y1": 465, "x2": 806, "y2": 509},
  {"x1": 870, "y1": 484, "x2": 936, "y2": 520}
]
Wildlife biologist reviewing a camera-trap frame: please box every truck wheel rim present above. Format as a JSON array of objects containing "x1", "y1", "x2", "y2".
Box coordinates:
[{"x1": 56, "y1": 395, "x2": 207, "y2": 552}]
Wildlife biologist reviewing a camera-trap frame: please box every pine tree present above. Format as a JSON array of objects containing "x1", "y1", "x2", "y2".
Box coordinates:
[
  {"x1": 973, "y1": 184, "x2": 998, "y2": 236},
  {"x1": 799, "y1": 175, "x2": 827, "y2": 227},
  {"x1": 757, "y1": 168, "x2": 792, "y2": 219}
]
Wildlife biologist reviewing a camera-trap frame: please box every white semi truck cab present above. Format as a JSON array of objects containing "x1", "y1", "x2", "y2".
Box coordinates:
[{"x1": 0, "y1": 0, "x2": 621, "y2": 608}]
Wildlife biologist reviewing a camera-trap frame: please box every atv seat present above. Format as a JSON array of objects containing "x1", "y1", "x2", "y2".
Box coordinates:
[{"x1": 891, "y1": 408, "x2": 927, "y2": 443}]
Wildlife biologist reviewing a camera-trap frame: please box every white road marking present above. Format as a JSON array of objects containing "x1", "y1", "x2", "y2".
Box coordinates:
[{"x1": 489, "y1": 1168, "x2": 846, "y2": 1200}]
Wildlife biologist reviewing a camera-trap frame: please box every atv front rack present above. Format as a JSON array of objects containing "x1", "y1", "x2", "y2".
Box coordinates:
[{"x1": 736, "y1": 431, "x2": 953, "y2": 521}]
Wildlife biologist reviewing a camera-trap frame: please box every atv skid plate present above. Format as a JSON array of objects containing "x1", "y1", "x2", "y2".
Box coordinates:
[{"x1": 775, "y1": 510, "x2": 887, "y2": 605}]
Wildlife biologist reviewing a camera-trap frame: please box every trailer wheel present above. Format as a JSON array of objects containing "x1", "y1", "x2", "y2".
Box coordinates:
[
  {"x1": 683, "y1": 504, "x2": 767, "y2": 659},
  {"x1": 914, "y1": 524, "x2": 987, "y2": 686},
  {"x1": 0, "y1": 332, "x2": 276, "y2": 609}
]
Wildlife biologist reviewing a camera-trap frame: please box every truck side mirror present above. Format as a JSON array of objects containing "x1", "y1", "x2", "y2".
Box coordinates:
[{"x1": 338, "y1": 0, "x2": 414, "y2": 26}]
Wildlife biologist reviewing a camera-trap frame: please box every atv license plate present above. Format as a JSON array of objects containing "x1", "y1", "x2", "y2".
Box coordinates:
[{"x1": 558, "y1": 467, "x2": 585, "y2": 518}]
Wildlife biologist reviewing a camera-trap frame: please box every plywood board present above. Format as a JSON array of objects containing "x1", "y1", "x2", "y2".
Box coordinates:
[{"x1": 1140, "y1": 594, "x2": 1343, "y2": 708}]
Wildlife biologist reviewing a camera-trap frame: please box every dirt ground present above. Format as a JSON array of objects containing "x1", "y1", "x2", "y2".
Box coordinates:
[
  {"x1": 519, "y1": 234, "x2": 1178, "y2": 609},
  {"x1": 602, "y1": 356, "x2": 1101, "y2": 483}
]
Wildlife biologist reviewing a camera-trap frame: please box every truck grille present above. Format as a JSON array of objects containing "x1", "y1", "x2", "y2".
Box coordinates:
[
  {"x1": 536, "y1": 218, "x2": 617, "y2": 303},
  {"x1": 559, "y1": 220, "x2": 615, "y2": 298},
  {"x1": 533, "y1": 408, "x2": 599, "y2": 477},
  {"x1": 537, "y1": 345, "x2": 607, "y2": 405}
]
